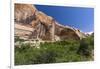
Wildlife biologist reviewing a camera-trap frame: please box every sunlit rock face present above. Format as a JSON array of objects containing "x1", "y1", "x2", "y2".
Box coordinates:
[
  {"x1": 15, "y1": 4, "x2": 37, "y2": 24},
  {"x1": 14, "y1": 4, "x2": 86, "y2": 41}
]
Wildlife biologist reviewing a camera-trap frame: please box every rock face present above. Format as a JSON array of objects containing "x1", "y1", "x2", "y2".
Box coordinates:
[{"x1": 14, "y1": 4, "x2": 86, "y2": 41}]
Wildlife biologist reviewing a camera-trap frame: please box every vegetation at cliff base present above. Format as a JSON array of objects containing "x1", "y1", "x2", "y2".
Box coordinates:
[{"x1": 15, "y1": 35, "x2": 94, "y2": 65}]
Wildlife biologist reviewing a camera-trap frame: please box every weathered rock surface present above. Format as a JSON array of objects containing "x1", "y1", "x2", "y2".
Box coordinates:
[{"x1": 14, "y1": 4, "x2": 86, "y2": 41}]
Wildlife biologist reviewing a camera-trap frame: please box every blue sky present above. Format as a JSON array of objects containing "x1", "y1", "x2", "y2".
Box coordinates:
[{"x1": 35, "y1": 5, "x2": 94, "y2": 32}]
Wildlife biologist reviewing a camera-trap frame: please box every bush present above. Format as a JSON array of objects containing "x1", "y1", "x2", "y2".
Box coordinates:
[
  {"x1": 77, "y1": 36, "x2": 94, "y2": 56},
  {"x1": 15, "y1": 37, "x2": 94, "y2": 65}
]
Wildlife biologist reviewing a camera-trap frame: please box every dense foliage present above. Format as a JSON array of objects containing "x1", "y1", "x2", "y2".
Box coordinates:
[{"x1": 15, "y1": 35, "x2": 94, "y2": 65}]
